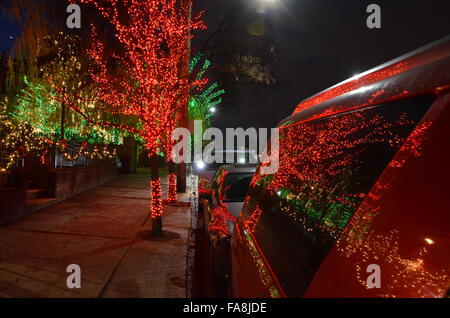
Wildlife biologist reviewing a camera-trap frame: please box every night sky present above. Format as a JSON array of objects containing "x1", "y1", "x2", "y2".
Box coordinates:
[
  {"x1": 0, "y1": 14, "x2": 19, "y2": 53},
  {"x1": 192, "y1": 0, "x2": 450, "y2": 130},
  {"x1": 1, "y1": 0, "x2": 450, "y2": 131}
]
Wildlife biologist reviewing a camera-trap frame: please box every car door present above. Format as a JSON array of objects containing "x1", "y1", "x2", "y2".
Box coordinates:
[
  {"x1": 204, "y1": 166, "x2": 226, "y2": 235},
  {"x1": 231, "y1": 95, "x2": 435, "y2": 297}
]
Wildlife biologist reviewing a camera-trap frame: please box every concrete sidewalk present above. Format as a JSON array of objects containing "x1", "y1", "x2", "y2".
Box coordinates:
[{"x1": 0, "y1": 172, "x2": 194, "y2": 298}]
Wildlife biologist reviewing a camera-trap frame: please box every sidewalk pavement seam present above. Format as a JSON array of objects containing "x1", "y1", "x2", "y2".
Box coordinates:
[
  {"x1": 101, "y1": 195, "x2": 151, "y2": 201},
  {"x1": 6, "y1": 227, "x2": 132, "y2": 241},
  {"x1": 98, "y1": 175, "x2": 194, "y2": 298},
  {"x1": 96, "y1": 240, "x2": 135, "y2": 298},
  {"x1": 0, "y1": 267, "x2": 87, "y2": 297}
]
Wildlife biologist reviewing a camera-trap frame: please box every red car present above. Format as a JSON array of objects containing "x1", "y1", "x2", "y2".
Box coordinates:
[{"x1": 230, "y1": 36, "x2": 450, "y2": 298}]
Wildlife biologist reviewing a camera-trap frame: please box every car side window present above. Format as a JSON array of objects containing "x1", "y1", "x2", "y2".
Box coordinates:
[{"x1": 242, "y1": 95, "x2": 434, "y2": 297}]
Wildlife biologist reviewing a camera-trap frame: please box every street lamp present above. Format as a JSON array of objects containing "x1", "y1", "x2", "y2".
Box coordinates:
[
  {"x1": 256, "y1": 0, "x2": 278, "y2": 7},
  {"x1": 255, "y1": 0, "x2": 279, "y2": 15}
]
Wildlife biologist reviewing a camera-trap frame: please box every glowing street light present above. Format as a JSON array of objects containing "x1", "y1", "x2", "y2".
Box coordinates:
[
  {"x1": 425, "y1": 238, "x2": 434, "y2": 245},
  {"x1": 257, "y1": 0, "x2": 278, "y2": 7},
  {"x1": 254, "y1": 0, "x2": 280, "y2": 16}
]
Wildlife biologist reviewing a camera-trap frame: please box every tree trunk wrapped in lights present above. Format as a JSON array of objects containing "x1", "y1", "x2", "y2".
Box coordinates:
[
  {"x1": 167, "y1": 159, "x2": 177, "y2": 204},
  {"x1": 149, "y1": 152, "x2": 163, "y2": 236},
  {"x1": 62, "y1": 0, "x2": 207, "y2": 236}
]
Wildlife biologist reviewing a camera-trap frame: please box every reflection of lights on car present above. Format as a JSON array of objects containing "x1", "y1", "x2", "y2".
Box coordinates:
[
  {"x1": 195, "y1": 161, "x2": 206, "y2": 169},
  {"x1": 424, "y1": 238, "x2": 434, "y2": 245}
]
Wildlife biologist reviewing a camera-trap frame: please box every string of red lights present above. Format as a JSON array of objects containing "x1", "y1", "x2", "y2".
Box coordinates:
[{"x1": 60, "y1": 0, "x2": 207, "y2": 235}]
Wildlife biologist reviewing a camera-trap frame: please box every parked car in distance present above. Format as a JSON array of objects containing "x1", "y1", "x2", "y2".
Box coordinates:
[
  {"x1": 201, "y1": 164, "x2": 256, "y2": 287},
  {"x1": 195, "y1": 149, "x2": 258, "y2": 198},
  {"x1": 230, "y1": 36, "x2": 450, "y2": 298}
]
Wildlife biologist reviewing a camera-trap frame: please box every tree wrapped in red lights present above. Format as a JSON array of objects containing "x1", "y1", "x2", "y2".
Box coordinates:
[
  {"x1": 161, "y1": 135, "x2": 179, "y2": 205},
  {"x1": 159, "y1": 84, "x2": 191, "y2": 204},
  {"x1": 63, "y1": 0, "x2": 206, "y2": 235}
]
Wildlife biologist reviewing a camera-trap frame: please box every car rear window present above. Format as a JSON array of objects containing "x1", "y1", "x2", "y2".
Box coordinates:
[{"x1": 242, "y1": 95, "x2": 434, "y2": 297}]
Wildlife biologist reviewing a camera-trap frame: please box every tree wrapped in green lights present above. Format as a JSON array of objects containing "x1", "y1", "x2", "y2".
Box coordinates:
[
  {"x1": 1, "y1": 3, "x2": 121, "y2": 170},
  {"x1": 188, "y1": 54, "x2": 225, "y2": 128},
  {"x1": 9, "y1": 32, "x2": 122, "y2": 162},
  {"x1": 187, "y1": 54, "x2": 225, "y2": 158},
  {"x1": 14, "y1": 76, "x2": 121, "y2": 146}
]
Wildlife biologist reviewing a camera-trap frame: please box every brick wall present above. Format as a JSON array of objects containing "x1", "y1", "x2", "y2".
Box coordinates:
[
  {"x1": 0, "y1": 164, "x2": 117, "y2": 226},
  {"x1": 51, "y1": 165, "x2": 117, "y2": 200},
  {"x1": 0, "y1": 187, "x2": 26, "y2": 225}
]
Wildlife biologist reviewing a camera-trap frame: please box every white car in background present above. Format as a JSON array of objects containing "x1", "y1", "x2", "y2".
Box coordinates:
[{"x1": 195, "y1": 149, "x2": 258, "y2": 198}]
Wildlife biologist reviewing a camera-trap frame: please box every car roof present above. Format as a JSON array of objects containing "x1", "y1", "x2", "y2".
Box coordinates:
[
  {"x1": 278, "y1": 35, "x2": 450, "y2": 129},
  {"x1": 203, "y1": 149, "x2": 259, "y2": 163},
  {"x1": 208, "y1": 148, "x2": 255, "y2": 151},
  {"x1": 207, "y1": 149, "x2": 257, "y2": 154},
  {"x1": 219, "y1": 164, "x2": 257, "y2": 174}
]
